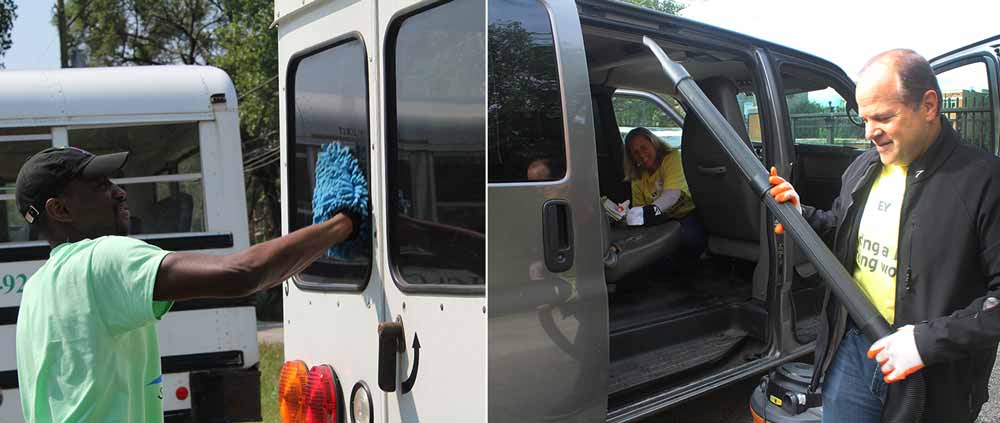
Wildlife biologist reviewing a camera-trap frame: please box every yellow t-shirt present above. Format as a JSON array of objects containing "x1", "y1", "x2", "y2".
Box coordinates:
[
  {"x1": 853, "y1": 164, "x2": 907, "y2": 324},
  {"x1": 630, "y1": 150, "x2": 695, "y2": 219}
]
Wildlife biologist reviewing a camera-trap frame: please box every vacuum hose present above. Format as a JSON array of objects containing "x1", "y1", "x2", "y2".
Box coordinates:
[{"x1": 640, "y1": 36, "x2": 924, "y2": 422}]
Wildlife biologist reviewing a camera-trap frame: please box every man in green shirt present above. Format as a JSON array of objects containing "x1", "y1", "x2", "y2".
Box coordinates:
[{"x1": 14, "y1": 147, "x2": 357, "y2": 422}]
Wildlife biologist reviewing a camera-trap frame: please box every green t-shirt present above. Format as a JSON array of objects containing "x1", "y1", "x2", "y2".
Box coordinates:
[{"x1": 16, "y1": 236, "x2": 173, "y2": 423}]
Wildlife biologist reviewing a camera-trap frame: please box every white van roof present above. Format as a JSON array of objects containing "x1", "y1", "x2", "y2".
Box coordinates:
[{"x1": 0, "y1": 65, "x2": 238, "y2": 128}]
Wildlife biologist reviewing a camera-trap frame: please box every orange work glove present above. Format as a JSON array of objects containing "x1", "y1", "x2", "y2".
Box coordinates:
[
  {"x1": 867, "y1": 325, "x2": 925, "y2": 383},
  {"x1": 768, "y1": 166, "x2": 801, "y2": 234}
]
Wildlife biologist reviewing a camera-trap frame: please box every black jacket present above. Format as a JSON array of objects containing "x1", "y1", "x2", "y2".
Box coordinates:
[{"x1": 803, "y1": 118, "x2": 1000, "y2": 422}]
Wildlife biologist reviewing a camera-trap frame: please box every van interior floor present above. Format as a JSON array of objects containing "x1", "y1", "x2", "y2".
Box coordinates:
[
  {"x1": 607, "y1": 256, "x2": 766, "y2": 396},
  {"x1": 609, "y1": 256, "x2": 755, "y2": 333}
]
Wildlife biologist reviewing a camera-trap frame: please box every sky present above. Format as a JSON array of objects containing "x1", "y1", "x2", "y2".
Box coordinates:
[
  {"x1": 681, "y1": 0, "x2": 1000, "y2": 78},
  {"x1": 3, "y1": 0, "x2": 999, "y2": 75},
  {"x1": 4, "y1": 0, "x2": 58, "y2": 70}
]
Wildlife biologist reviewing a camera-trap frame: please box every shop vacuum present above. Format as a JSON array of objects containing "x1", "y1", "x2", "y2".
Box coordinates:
[{"x1": 749, "y1": 362, "x2": 821, "y2": 423}]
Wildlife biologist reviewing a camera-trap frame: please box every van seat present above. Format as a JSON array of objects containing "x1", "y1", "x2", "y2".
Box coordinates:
[
  {"x1": 592, "y1": 87, "x2": 682, "y2": 283},
  {"x1": 603, "y1": 221, "x2": 682, "y2": 283}
]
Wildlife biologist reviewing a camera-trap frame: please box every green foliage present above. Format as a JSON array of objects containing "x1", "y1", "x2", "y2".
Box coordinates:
[
  {"x1": 613, "y1": 97, "x2": 681, "y2": 128},
  {"x1": 258, "y1": 342, "x2": 283, "y2": 423},
  {"x1": 0, "y1": 0, "x2": 16, "y2": 68},
  {"x1": 213, "y1": 0, "x2": 280, "y2": 246},
  {"x1": 621, "y1": 0, "x2": 686, "y2": 15},
  {"x1": 58, "y1": 0, "x2": 224, "y2": 65}
]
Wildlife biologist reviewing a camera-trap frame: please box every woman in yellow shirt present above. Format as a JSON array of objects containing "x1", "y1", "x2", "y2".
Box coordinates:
[{"x1": 622, "y1": 127, "x2": 705, "y2": 255}]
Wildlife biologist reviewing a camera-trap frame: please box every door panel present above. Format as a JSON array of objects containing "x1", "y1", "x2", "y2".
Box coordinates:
[
  {"x1": 488, "y1": 0, "x2": 609, "y2": 421},
  {"x1": 379, "y1": 1, "x2": 487, "y2": 421},
  {"x1": 277, "y1": 1, "x2": 387, "y2": 422}
]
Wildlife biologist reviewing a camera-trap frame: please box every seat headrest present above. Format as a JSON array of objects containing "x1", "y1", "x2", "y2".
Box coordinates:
[{"x1": 684, "y1": 77, "x2": 750, "y2": 144}]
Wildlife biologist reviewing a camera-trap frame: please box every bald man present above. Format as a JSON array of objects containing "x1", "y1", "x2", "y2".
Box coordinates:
[{"x1": 769, "y1": 49, "x2": 1000, "y2": 422}]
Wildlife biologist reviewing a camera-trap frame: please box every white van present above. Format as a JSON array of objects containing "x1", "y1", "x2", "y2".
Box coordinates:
[
  {"x1": 0, "y1": 65, "x2": 261, "y2": 422},
  {"x1": 273, "y1": 0, "x2": 486, "y2": 422}
]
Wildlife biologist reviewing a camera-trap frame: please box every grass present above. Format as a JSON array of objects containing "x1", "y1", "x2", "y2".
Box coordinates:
[{"x1": 258, "y1": 342, "x2": 283, "y2": 423}]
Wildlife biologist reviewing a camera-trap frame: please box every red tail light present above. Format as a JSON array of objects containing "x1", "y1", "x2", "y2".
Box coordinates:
[
  {"x1": 279, "y1": 360, "x2": 309, "y2": 423},
  {"x1": 305, "y1": 365, "x2": 339, "y2": 423}
]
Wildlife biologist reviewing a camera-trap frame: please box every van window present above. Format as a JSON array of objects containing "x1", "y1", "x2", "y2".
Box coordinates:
[
  {"x1": 613, "y1": 93, "x2": 684, "y2": 149},
  {"x1": 937, "y1": 61, "x2": 995, "y2": 152},
  {"x1": 738, "y1": 91, "x2": 764, "y2": 143},
  {"x1": 70, "y1": 123, "x2": 206, "y2": 235},
  {"x1": 1, "y1": 140, "x2": 52, "y2": 243},
  {"x1": 287, "y1": 38, "x2": 373, "y2": 288},
  {"x1": 387, "y1": 0, "x2": 485, "y2": 291},
  {"x1": 780, "y1": 67, "x2": 865, "y2": 148},
  {"x1": 488, "y1": 0, "x2": 565, "y2": 183}
]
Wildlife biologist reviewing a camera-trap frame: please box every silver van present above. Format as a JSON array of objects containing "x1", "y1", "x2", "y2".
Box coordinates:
[{"x1": 487, "y1": 2, "x2": 1000, "y2": 422}]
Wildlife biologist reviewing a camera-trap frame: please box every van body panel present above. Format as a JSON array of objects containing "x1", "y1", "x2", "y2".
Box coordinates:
[
  {"x1": 378, "y1": 0, "x2": 486, "y2": 421},
  {"x1": 278, "y1": 0, "x2": 390, "y2": 422},
  {"x1": 488, "y1": 0, "x2": 609, "y2": 422}
]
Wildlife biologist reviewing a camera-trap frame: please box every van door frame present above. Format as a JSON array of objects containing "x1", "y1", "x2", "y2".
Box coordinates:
[
  {"x1": 931, "y1": 50, "x2": 1000, "y2": 153},
  {"x1": 763, "y1": 50, "x2": 861, "y2": 353}
]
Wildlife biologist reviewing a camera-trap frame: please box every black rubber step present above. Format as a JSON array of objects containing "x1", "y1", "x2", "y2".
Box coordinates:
[{"x1": 609, "y1": 329, "x2": 747, "y2": 396}]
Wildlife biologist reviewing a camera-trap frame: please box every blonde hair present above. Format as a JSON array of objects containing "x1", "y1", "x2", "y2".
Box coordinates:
[{"x1": 623, "y1": 127, "x2": 672, "y2": 181}]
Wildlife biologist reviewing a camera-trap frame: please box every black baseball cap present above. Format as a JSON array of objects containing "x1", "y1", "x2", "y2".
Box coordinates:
[{"x1": 15, "y1": 147, "x2": 129, "y2": 224}]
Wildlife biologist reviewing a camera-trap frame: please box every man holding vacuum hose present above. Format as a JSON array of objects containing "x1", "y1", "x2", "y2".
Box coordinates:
[
  {"x1": 769, "y1": 49, "x2": 1000, "y2": 422},
  {"x1": 14, "y1": 147, "x2": 361, "y2": 422}
]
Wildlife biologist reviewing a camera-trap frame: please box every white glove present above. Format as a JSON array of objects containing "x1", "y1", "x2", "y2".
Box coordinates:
[
  {"x1": 867, "y1": 325, "x2": 925, "y2": 383},
  {"x1": 651, "y1": 189, "x2": 681, "y2": 214},
  {"x1": 626, "y1": 207, "x2": 644, "y2": 226}
]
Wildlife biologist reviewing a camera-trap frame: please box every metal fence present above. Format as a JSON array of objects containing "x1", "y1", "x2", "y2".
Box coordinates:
[
  {"x1": 790, "y1": 107, "x2": 996, "y2": 153},
  {"x1": 789, "y1": 112, "x2": 866, "y2": 147},
  {"x1": 943, "y1": 103, "x2": 995, "y2": 153}
]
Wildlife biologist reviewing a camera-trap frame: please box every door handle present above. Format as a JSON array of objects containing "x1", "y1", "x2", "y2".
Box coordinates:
[
  {"x1": 542, "y1": 200, "x2": 574, "y2": 273},
  {"x1": 377, "y1": 318, "x2": 404, "y2": 392}
]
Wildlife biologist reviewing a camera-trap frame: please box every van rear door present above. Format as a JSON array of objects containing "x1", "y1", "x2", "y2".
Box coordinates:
[
  {"x1": 377, "y1": 0, "x2": 486, "y2": 421},
  {"x1": 487, "y1": 0, "x2": 609, "y2": 422}
]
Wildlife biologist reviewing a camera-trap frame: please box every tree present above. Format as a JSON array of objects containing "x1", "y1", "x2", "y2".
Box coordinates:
[
  {"x1": 622, "y1": 0, "x2": 686, "y2": 15},
  {"x1": 0, "y1": 0, "x2": 16, "y2": 68},
  {"x1": 214, "y1": 0, "x2": 280, "y2": 245},
  {"x1": 57, "y1": 0, "x2": 224, "y2": 66}
]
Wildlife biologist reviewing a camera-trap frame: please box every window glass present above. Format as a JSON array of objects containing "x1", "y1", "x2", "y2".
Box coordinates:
[
  {"x1": 937, "y1": 61, "x2": 995, "y2": 152},
  {"x1": 780, "y1": 68, "x2": 865, "y2": 148},
  {"x1": 0, "y1": 140, "x2": 51, "y2": 243},
  {"x1": 738, "y1": 92, "x2": 764, "y2": 143},
  {"x1": 289, "y1": 38, "x2": 372, "y2": 287},
  {"x1": 488, "y1": 0, "x2": 565, "y2": 183},
  {"x1": 390, "y1": 0, "x2": 485, "y2": 289},
  {"x1": 613, "y1": 94, "x2": 684, "y2": 149},
  {"x1": 69, "y1": 123, "x2": 206, "y2": 235}
]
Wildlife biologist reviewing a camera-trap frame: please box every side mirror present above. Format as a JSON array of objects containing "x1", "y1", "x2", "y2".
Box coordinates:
[{"x1": 847, "y1": 107, "x2": 863, "y2": 128}]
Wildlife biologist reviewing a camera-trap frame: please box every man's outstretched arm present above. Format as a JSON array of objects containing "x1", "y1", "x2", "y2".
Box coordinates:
[{"x1": 152, "y1": 213, "x2": 354, "y2": 301}]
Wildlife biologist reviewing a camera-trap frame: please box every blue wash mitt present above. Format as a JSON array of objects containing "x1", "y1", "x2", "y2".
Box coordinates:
[{"x1": 311, "y1": 143, "x2": 370, "y2": 258}]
